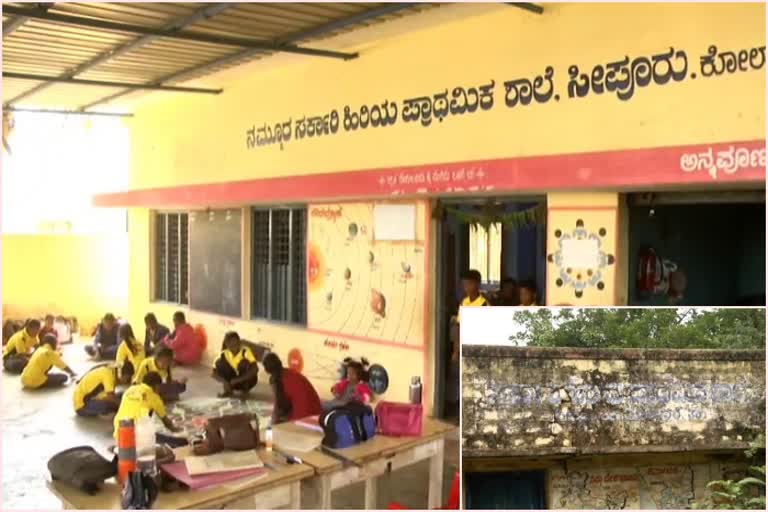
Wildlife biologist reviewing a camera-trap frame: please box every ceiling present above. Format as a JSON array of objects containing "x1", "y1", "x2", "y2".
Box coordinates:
[{"x1": 1, "y1": 2, "x2": 437, "y2": 115}]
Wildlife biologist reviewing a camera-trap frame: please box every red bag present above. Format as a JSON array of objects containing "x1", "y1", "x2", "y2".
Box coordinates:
[{"x1": 375, "y1": 401, "x2": 423, "y2": 437}]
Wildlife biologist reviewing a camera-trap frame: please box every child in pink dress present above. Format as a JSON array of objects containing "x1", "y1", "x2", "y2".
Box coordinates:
[{"x1": 329, "y1": 358, "x2": 373, "y2": 408}]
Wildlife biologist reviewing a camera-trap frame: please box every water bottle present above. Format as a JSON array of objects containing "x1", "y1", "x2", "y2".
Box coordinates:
[
  {"x1": 134, "y1": 412, "x2": 157, "y2": 475},
  {"x1": 265, "y1": 422, "x2": 273, "y2": 452},
  {"x1": 409, "y1": 376, "x2": 422, "y2": 405}
]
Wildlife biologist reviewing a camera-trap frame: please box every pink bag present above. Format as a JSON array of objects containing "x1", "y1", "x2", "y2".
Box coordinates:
[{"x1": 375, "y1": 401, "x2": 423, "y2": 436}]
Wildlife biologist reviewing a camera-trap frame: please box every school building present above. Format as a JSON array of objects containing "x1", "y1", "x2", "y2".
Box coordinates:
[
  {"x1": 3, "y1": 2, "x2": 766, "y2": 416},
  {"x1": 462, "y1": 345, "x2": 767, "y2": 509}
]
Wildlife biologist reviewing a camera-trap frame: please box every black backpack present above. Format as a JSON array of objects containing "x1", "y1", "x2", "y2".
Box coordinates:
[
  {"x1": 320, "y1": 403, "x2": 376, "y2": 449},
  {"x1": 47, "y1": 446, "x2": 117, "y2": 495}
]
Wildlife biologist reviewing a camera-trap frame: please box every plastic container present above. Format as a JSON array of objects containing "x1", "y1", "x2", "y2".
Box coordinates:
[
  {"x1": 117, "y1": 419, "x2": 136, "y2": 485},
  {"x1": 134, "y1": 412, "x2": 157, "y2": 475},
  {"x1": 265, "y1": 423, "x2": 273, "y2": 452}
]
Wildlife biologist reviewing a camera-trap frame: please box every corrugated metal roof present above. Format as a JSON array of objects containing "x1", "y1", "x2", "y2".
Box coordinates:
[{"x1": 2, "y1": 2, "x2": 436, "y2": 113}]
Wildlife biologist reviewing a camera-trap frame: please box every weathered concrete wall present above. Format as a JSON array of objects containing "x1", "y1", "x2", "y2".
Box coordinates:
[
  {"x1": 463, "y1": 346, "x2": 765, "y2": 457},
  {"x1": 549, "y1": 461, "x2": 747, "y2": 509}
]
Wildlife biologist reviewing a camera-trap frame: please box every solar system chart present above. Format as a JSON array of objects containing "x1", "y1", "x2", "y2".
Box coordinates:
[{"x1": 307, "y1": 202, "x2": 426, "y2": 347}]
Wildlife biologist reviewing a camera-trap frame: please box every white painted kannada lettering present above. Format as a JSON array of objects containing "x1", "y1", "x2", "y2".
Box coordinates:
[{"x1": 680, "y1": 146, "x2": 766, "y2": 179}]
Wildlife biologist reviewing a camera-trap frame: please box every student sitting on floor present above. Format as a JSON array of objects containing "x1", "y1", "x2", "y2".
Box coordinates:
[
  {"x1": 38, "y1": 314, "x2": 58, "y2": 343},
  {"x1": 263, "y1": 352, "x2": 322, "y2": 424},
  {"x1": 132, "y1": 348, "x2": 187, "y2": 402},
  {"x1": 143, "y1": 313, "x2": 170, "y2": 356},
  {"x1": 114, "y1": 372, "x2": 180, "y2": 439},
  {"x1": 2, "y1": 319, "x2": 41, "y2": 374},
  {"x1": 73, "y1": 364, "x2": 125, "y2": 417},
  {"x1": 328, "y1": 358, "x2": 373, "y2": 408},
  {"x1": 212, "y1": 331, "x2": 259, "y2": 398},
  {"x1": 21, "y1": 335, "x2": 76, "y2": 390},
  {"x1": 85, "y1": 313, "x2": 120, "y2": 360},
  {"x1": 162, "y1": 312, "x2": 202, "y2": 366},
  {"x1": 116, "y1": 323, "x2": 145, "y2": 383}
]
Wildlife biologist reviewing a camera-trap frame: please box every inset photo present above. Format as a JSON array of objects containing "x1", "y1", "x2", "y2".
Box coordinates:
[{"x1": 461, "y1": 308, "x2": 766, "y2": 510}]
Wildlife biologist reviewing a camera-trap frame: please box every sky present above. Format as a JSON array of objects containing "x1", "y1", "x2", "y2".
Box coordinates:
[{"x1": 1, "y1": 112, "x2": 130, "y2": 234}]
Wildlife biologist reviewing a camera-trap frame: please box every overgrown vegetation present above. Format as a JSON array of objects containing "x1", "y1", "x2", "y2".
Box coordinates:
[
  {"x1": 510, "y1": 308, "x2": 765, "y2": 349},
  {"x1": 694, "y1": 434, "x2": 766, "y2": 510}
]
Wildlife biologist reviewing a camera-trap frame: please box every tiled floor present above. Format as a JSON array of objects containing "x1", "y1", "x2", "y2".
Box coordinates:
[{"x1": 1, "y1": 343, "x2": 459, "y2": 509}]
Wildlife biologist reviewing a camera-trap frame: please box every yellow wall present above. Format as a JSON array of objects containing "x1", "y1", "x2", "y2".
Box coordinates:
[
  {"x1": 128, "y1": 207, "x2": 430, "y2": 405},
  {"x1": 126, "y1": 2, "x2": 765, "y2": 190},
  {"x1": 121, "y1": 3, "x2": 765, "y2": 406},
  {"x1": 546, "y1": 193, "x2": 619, "y2": 305},
  {"x1": 1, "y1": 234, "x2": 128, "y2": 331}
]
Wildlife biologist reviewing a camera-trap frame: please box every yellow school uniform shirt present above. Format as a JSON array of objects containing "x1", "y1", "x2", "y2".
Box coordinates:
[
  {"x1": 21, "y1": 345, "x2": 67, "y2": 389},
  {"x1": 73, "y1": 366, "x2": 117, "y2": 411},
  {"x1": 116, "y1": 339, "x2": 146, "y2": 376},
  {"x1": 113, "y1": 383, "x2": 167, "y2": 439},
  {"x1": 456, "y1": 294, "x2": 490, "y2": 323},
  {"x1": 132, "y1": 356, "x2": 168, "y2": 384},
  {"x1": 218, "y1": 346, "x2": 257, "y2": 375},
  {"x1": 3, "y1": 329, "x2": 37, "y2": 358}
]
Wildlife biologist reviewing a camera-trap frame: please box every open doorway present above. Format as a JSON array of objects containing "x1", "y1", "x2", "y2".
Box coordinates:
[
  {"x1": 627, "y1": 190, "x2": 766, "y2": 306},
  {"x1": 433, "y1": 197, "x2": 547, "y2": 419},
  {"x1": 465, "y1": 470, "x2": 547, "y2": 509}
]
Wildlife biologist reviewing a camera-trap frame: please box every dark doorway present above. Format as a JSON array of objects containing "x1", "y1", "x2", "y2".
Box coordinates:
[
  {"x1": 465, "y1": 470, "x2": 547, "y2": 509},
  {"x1": 433, "y1": 197, "x2": 546, "y2": 421},
  {"x1": 628, "y1": 191, "x2": 765, "y2": 306}
]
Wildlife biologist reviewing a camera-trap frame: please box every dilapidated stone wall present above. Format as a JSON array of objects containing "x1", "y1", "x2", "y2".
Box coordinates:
[
  {"x1": 549, "y1": 461, "x2": 747, "y2": 509},
  {"x1": 463, "y1": 346, "x2": 765, "y2": 457}
]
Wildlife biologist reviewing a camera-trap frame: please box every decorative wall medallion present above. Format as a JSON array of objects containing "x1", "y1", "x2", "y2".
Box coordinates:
[{"x1": 547, "y1": 219, "x2": 615, "y2": 298}]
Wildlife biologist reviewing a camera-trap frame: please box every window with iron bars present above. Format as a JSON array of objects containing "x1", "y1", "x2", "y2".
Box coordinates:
[
  {"x1": 252, "y1": 207, "x2": 307, "y2": 325},
  {"x1": 154, "y1": 212, "x2": 189, "y2": 305}
]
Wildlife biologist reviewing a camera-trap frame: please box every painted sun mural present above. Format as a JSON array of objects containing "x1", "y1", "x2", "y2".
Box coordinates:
[{"x1": 547, "y1": 219, "x2": 615, "y2": 298}]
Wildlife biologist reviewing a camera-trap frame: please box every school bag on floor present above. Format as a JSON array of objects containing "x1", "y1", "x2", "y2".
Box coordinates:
[
  {"x1": 47, "y1": 446, "x2": 117, "y2": 495},
  {"x1": 121, "y1": 471, "x2": 159, "y2": 509},
  {"x1": 320, "y1": 403, "x2": 376, "y2": 449},
  {"x1": 375, "y1": 401, "x2": 423, "y2": 436}
]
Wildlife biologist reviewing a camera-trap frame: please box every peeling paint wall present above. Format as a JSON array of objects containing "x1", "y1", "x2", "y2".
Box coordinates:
[
  {"x1": 549, "y1": 462, "x2": 747, "y2": 510},
  {"x1": 463, "y1": 347, "x2": 765, "y2": 456}
]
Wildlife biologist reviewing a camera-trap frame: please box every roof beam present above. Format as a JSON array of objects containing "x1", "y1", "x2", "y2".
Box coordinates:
[
  {"x1": 506, "y1": 3, "x2": 545, "y2": 15},
  {"x1": 5, "y1": 2, "x2": 233, "y2": 106},
  {"x1": 78, "y1": 3, "x2": 417, "y2": 111},
  {"x1": 3, "y1": 16, "x2": 29, "y2": 38},
  {"x1": 4, "y1": 107, "x2": 132, "y2": 118},
  {"x1": 3, "y1": 3, "x2": 54, "y2": 38},
  {"x1": 4, "y1": 72, "x2": 223, "y2": 94},
  {"x1": 2, "y1": 5, "x2": 358, "y2": 60}
]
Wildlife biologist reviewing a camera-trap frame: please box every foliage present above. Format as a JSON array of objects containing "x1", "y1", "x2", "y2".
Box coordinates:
[
  {"x1": 432, "y1": 200, "x2": 545, "y2": 232},
  {"x1": 509, "y1": 308, "x2": 765, "y2": 349},
  {"x1": 694, "y1": 436, "x2": 765, "y2": 510}
]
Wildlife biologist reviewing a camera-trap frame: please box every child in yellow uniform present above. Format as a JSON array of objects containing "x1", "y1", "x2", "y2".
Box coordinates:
[
  {"x1": 73, "y1": 364, "x2": 122, "y2": 416},
  {"x1": 113, "y1": 372, "x2": 180, "y2": 439},
  {"x1": 3, "y1": 319, "x2": 41, "y2": 374},
  {"x1": 132, "y1": 348, "x2": 187, "y2": 402},
  {"x1": 212, "y1": 332, "x2": 259, "y2": 397},
  {"x1": 115, "y1": 323, "x2": 145, "y2": 383},
  {"x1": 21, "y1": 335, "x2": 76, "y2": 389}
]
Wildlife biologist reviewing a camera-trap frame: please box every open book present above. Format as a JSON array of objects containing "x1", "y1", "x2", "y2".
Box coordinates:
[{"x1": 184, "y1": 450, "x2": 264, "y2": 476}]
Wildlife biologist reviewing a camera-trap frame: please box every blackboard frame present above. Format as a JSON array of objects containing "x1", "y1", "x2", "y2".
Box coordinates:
[{"x1": 188, "y1": 208, "x2": 243, "y2": 317}]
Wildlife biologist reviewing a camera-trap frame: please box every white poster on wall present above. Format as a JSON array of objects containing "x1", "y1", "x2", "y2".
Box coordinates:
[{"x1": 373, "y1": 203, "x2": 416, "y2": 241}]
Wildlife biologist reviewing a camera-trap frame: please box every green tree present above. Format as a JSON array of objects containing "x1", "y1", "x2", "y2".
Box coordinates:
[{"x1": 509, "y1": 308, "x2": 765, "y2": 349}]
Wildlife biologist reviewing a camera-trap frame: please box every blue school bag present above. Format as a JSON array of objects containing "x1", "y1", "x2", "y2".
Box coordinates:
[{"x1": 320, "y1": 403, "x2": 376, "y2": 449}]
